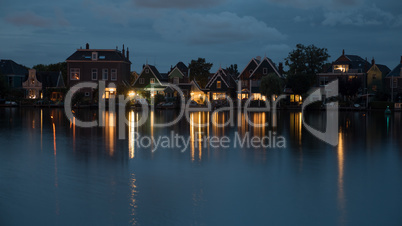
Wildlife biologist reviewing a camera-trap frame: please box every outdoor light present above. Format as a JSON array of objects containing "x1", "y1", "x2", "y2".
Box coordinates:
[{"x1": 128, "y1": 91, "x2": 135, "y2": 97}]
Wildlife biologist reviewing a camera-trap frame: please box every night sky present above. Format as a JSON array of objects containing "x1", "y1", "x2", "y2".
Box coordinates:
[{"x1": 1, "y1": 0, "x2": 401, "y2": 73}]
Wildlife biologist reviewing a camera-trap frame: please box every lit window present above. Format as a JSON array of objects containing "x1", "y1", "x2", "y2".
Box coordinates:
[
  {"x1": 102, "y1": 69, "x2": 108, "y2": 80},
  {"x1": 70, "y1": 68, "x2": 80, "y2": 80},
  {"x1": 217, "y1": 81, "x2": 221, "y2": 89},
  {"x1": 111, "y1": 69, "x2": 117, "y2": 81},
  {"x1": 334, "y1": 65, "x2": 349, "y2": 73},
  {"x1": 150, "y1": 78, "x2": 155, "y2": 84},
  {"x1": 290, "y1": 95, "x2": 295, "y2": 102},
  {"x1": 91, "y1": 69, "x2": 98, "y2": 80}
]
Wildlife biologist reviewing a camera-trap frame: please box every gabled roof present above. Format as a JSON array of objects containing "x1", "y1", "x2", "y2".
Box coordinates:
[
  {"x1": 333, "y1": 52, "x2": 370, "y2": 72},
  {"x1": 386, "y1": 63, "x2": 402, "y2": 77},
  {"x1": 175, "y1": 62, "x2": 188, "y2": 76},
  {"x1": 205, "y1": 67, "x2": 237, "y2": 89},
  {"x1": 36, "y1": 71, "x2": 64, "y2": 88},
  {"x1": 249, "y1": 57, "x2": 282, "y2": 78},
  {"x1": 238, "y1": 58, "x2": 259, "y2": 79},
  {"x1": 66, "y1": 49, "x2": 131, "y2": 63},
  {"x1": 133, "y1": 64, "x2": 164, "y2": 87},
  {"x1": 375, "y1": 64, "x2": 391, "y2": 75},
  {"x1": 0, "y1": 59, "x2": 28, "y2": 76}
]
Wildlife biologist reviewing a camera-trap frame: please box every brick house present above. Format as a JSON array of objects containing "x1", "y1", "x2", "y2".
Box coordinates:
[{"x1": 66, "y1": 43, "x2": 131, "y2": 99}]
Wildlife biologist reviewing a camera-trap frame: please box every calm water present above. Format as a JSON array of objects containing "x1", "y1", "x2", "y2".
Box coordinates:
[{"x1": 0, "y1": 108, "x2": 402, "y2": 225}]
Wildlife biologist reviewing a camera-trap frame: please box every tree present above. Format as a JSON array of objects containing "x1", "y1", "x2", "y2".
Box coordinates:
[
  {"x1": 285, "y1": 44, "x2": 330, "y2": 76},
  {"x1": 260, "y1": 73, "x2": 284, "y2": 100},
  {"x1": 33, "y1": 62, "x2": 67, "y2": 87},
  {"x1": 225, "y1": 64, "x2": 239, "y2": 77},
  {"x1": 286, "y1": 74, "x2": 316, "y2": 95},
  {"x1": 284, "y1": 44, "x2": 329, "y2": 95},
  {"x1": 188, "y1": 58, "x2": 213, "y2": 88}
]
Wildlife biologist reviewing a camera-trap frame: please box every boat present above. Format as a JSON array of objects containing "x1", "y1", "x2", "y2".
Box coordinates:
[{"x1": 385, "y1": 106, "x2": 392, "y2": 115}]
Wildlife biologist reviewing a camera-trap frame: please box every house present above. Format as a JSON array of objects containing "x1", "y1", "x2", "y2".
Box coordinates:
[
  {"x1": 168, "y1": 62, "x2": 189, "y2": 84},
  {"x1": 132, "y1": 64, "x2": 167, "y2": 96},
  {"x1": 366, "y1": 58, "x2": 390, "y2": 94},
  {"x1": 205, "y1": 67, "x2": 237, "y2": 101},
  {"x1": 317, "y1": 50, "x2": 370, "y2": 88},
  {"x1": 66, "y1": 43, "x2": 131, "y2": 99},
  {"x1": 238, "y1": 57, "x2": 260, "y2": 98},
  {"x1": 385, "y1": 56, "x2": 402, "y2": 101},
  {"x1": 22, "y1": 69, "x2": 65, "y2": 101},
  {"x1": 238, "y1": 56, "x2": 284, "y2": 101},
  {"x1": 0, "y1": 59, "x2": 28, "y2": 89}
]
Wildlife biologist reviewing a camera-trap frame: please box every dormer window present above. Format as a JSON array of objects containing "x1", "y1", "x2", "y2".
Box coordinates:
[
  {"x1": 334, "y1": 65, "x2": 349, "y2": 73},
  {"x1": 92, "y1": 52, "x2": 98, "y2": 61},
  {"x1": 217, "y1": 81, "x2": 221, "y2": 89}
]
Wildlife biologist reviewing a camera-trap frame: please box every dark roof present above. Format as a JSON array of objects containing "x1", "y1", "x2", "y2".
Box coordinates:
[
  {"x1": 0, "y1": 59, "x2": 28, "y2": 76},
  {"x1": 148, "y1": 65, "x2": 165, "y2": 82},
  {"x1": 386, "y1": 63, "x2": 402, "y2": 77},
  {"x1": 175, "y1": 62, "x2": 188, "y2": 76},
  {"x1": 334, "y1": 54, "x2": 370, "y2": 72},
  {"x1": 36, "y1": 71, "x2": 65, "y2": 88},
  {"x1": 160, "y1": 73, "x2": 169, "y2": 82},
  {"x1": 376, "y1": 64, "x2": 391, "y2": 75},
  {"x1": 66, "y1": 49, "x2": 131, "y2": 63},
  {"x1": 206, "y1": 68, "x2": 237, "y2": 89}
]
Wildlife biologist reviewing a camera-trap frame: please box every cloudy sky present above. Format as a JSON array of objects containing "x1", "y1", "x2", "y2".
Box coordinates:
[{"x1": 1, "y1": 0, "x2": 401, "y2": 73}]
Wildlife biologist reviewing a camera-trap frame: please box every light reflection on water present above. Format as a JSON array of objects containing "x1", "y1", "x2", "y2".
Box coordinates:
[{"x1": 0, "y1": 108, "x2": 402, "y2": 225}]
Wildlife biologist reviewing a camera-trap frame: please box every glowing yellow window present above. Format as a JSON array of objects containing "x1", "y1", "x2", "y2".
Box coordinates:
[{"x1": 217, "y1": 81, "x2": 221, "y2": 89}]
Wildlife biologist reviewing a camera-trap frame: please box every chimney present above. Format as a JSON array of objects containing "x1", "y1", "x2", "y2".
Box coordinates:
[
  {"x1": 342, "y1": 49, "x2": 345, "y2": 55},
  {"x1": 122, "y1": 44, "x2": 125, "y2": 58},
  {"x1": 372, "y1": 57, "x2": 375, "y2": 65},
  {"x1": 126, "y1": 48, "x2": 129, "y2": 60},
  {"x1": 256, "y1": 56, "x2": 261, "y2": 62},
  {"x1": 86, "y1": 43, "x2": 89, "y2": 49},
  {"x1": 279, "y1": 62, "x2": 284, "y2": 75}
]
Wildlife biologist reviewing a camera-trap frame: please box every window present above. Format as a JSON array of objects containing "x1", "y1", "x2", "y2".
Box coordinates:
[
  {"x1": 290, "y1": 95, "x2": 295, "y2": 102},
  {"x1": 173, "y1": 77, "x2": 179, "y2": 84},
  {"x1": 102, "y1": 69, "x2": 108, "y2": 80},
  {"x1": 217, "y1": 81, "x2": 221, "y2": 89},
  {"x1": 372, "y1": 85, "x2": 377, "y2": 92},
  {"x1": 334, "y1": 65, "x2": 349, "y2": 73},
  {"x1": 92, "y1": 52, "x2": 98, "y2": 60},
  {"x1": 139, "y1": 78, "x2": 144, "y2": 84},
  {"x1": 70, "y1": 68, "x2": 80, "y2": 80},
  {"x1": 263, "y1": 68, "x2": 268, "y2": 75},
  {"x1": 392, "y1": 78, "x2": 398, "y2": 88},
  {"x1": 150, "y1": 78, "x2": 155, "y2": 84},
  {"x1": 249, "y1": 69, "x2": 253, "y2": 74},
  {"x1": 372, "y1": 74, "x2": 376, "y2": 80},
  {"x1": 85, "y1": 92, "x2": 90, "y2": 97},
  {"x1": 145, "y1": 69, "x2": 149, "y2": 73},
  {"x1": 91, "y1": 69, "x2": 98, "y2": 80},
  {"x1": 99, "y1": 56, "x2": 105, "y2": 59},
  {"x1": 111, "y1": 69, "x2": 117, "y2": 81}
]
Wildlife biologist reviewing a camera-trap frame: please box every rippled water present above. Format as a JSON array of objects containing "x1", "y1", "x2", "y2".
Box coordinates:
[{"x1": 0, "y1": 108, "x2": 401, "y2": 225}]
